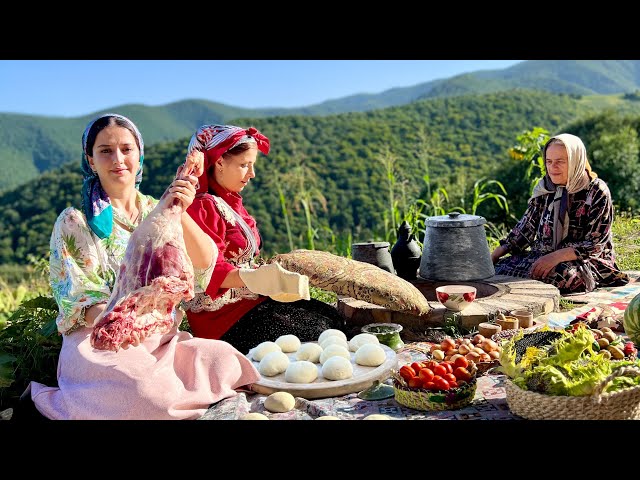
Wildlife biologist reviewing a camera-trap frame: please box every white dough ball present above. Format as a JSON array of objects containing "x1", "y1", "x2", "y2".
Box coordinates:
[
  {"x1": 251, "y1": 341, "x2": 282, "y2": 362},
  {"x1": 318, "y1": 329, "x2": 347, "y2": 344},
  {"x1": 363, "y1": 414, "x2": 392, "y2": 420},
  {"x1": 295, "y1": 343, "x2": 324, "y2": 363},
  {"x1": 348, "y1": 333, "x2": 380, "y2": 352},
  {"x1": 319, "y1": 335, "x2": 349, "y2": 350},
  {"x1": 275, "y1": 334, "x2": 301, "y2": 353},
  {"x1": 284, "y1": 361, "x2": 318, "y2": 383},
  {"x1": 264, "y1": 392, "x2": 296, "y2": 413},
  {"x1": 321, "y1": 355, "x2": 353, "y2": 381},
  {"x1": 258, "y1": 351, "x2": 290, "y2": 377},
  {"x1": 354, "y1": 343, "x2": 387, "y2": 367},
  {"x1": 319, "y1": 344, "x2": 351, "y2": 365},
  {"x1": 315, "y1": 416, "x2": 340, "y2": 420},
  {"x1": 240, "y1": 412, "x2": 269, "y2": 420}
]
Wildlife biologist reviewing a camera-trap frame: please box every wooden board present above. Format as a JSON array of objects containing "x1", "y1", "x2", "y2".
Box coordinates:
[{"x1": 249, "y1": 344, "x2": 397, "y2": 399}]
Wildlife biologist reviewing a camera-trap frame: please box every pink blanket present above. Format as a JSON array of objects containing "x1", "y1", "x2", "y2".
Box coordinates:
[{"x1": 30, "y1": 323, "x2": 260, "y2": 420}]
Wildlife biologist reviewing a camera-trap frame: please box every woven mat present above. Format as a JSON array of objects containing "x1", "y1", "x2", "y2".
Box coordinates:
[
  {"x1": 546, "y1": 271, "x2": 640, "y2": 329},
  {"x1": 199, "y1": 348, "x2": 518, "y2": 420}
]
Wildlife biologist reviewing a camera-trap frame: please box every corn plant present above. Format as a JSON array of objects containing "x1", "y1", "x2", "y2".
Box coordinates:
[{"x1": 508, "y1": 127, "x2": 550, "y2": 195}]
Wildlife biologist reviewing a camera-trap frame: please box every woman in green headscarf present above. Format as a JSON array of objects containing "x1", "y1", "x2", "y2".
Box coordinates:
[{"x1": 491, "y1": 133, "x2": 628, "y2": 293}]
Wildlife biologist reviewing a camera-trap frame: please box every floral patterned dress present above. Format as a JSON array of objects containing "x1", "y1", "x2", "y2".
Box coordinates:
[
  {"x1": 30, "y1": 190, "x2": 260, "y2": 420},
  {"x1": 495, "y1": 178, "x2": 629, "y2": 293}
]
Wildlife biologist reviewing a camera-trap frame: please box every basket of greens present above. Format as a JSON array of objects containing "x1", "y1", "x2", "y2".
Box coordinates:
[{"x1": 498, "y1": 325, "x2": 640, "y2": 420}]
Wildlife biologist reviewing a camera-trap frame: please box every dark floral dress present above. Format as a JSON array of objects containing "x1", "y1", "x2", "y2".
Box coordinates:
[{"x1": 495, "y1": 178, "x2": 628, "y2": 293}]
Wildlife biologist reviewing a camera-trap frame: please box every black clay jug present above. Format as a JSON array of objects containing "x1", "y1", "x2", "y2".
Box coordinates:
[{"x1": 390, "y1": 221, "x2": 422, "y2": 280}]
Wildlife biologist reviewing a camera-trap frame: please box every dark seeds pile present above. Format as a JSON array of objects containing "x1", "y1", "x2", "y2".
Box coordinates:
[
  {"x1": 220, "y1": 298, "x2": 348, "y2": 355},
  {"x1": 513, "y1": 330, "x2": 564, "y2": 363}
]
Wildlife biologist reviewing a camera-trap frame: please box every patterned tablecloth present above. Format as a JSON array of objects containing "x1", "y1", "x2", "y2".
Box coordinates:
[{"x1": 199, "y1": 347, "x2": 518, "y2": 420}]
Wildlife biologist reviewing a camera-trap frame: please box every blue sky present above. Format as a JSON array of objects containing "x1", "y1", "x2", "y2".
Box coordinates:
[{"x1": 0, "y1": 60, "x2": 523, "y2": 118}]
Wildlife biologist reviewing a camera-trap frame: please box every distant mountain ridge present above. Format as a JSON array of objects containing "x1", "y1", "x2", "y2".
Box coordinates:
[{"x1": 2, "y1": 60, "x2": 640, "y2": 192}]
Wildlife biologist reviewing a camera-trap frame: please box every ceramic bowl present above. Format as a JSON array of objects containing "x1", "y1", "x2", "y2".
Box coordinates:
[{"x1": 435, "y1": 285, "x2": 477, "y2": 312}]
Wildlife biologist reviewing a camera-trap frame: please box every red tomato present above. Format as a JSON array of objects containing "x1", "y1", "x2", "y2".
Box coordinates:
[
  {"x1": 453, "y1": 367, "x2": 472, "y2": 382},
  {"x1": 453, "y1": 356, "x2": 469, "y2": 369},
  {"x1": 443, "y1": 373, "x2": 457, "y2": 384},
  {"x1": 418, "y1": 367, "x2": 435, "y2": 383},
  {"x1": 407, "y1": 376, "x2": 423, "y2": 389},
  {"x1": 423, "y1": 360, "x2": 439, "y2": 371},
  {"x1": 411, "y1": 362, "x2": 424, "y2": 376},
  {"x1": 441, "y1": 361, "x2": 454, "y2": 374},
  {"x1": 449, "y1": 381, "x2": 458, "y2": 389},
  {"x1": 433, "y1": 364, "x2": 447, "y2": 377},
  {"x1": 399, "y1": 365, "x2": 416, "y2": 382},
  {"x1": 423, "y1": 381, "x2": 437, "y2": 390},
  {"x1": 433, "y1": 377, "x2": 451, "y2": 390}
]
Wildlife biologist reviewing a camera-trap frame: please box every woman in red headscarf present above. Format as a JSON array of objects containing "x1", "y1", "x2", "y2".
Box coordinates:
[{"x1": 183, "y1": 124, "x2": 346, "y2": 354}]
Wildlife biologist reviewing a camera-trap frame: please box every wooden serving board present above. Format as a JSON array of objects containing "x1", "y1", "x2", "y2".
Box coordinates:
[{"x1": 249, "y1": 343, "x2": 397, "y2": 399}]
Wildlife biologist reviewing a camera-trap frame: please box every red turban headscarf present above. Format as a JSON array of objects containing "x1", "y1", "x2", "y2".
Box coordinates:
[{"x1": 187, "y1": 124, "x2": 270, "y2": 194}]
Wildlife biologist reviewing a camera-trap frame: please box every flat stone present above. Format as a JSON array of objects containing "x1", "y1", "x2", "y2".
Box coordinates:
[{"x1": 337, "y1": 274, "x2": 561, "y2": 333}]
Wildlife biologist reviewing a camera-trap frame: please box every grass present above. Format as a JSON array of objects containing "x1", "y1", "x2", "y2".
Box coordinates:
[{"x1": 612, "y1": 212, "x2": 640, "y2": 271}]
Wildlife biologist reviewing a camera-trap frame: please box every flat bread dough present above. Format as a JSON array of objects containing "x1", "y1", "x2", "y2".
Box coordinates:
[
  {"x1": 319, "y1": 335, "x2": 349, "y2": 350},
  {"x1": 275, "y1": 334, "x2": 301, "y2": 353},
  {"x1": 318, "y1": 329, "x2": 347, "y2": 344},
  {"x1": 295, "y1": 343, "x2": 323, "y2": 363},
  {"x1": 284, "y1": 360, "x2": 318, "y2": 383},
  {"x1": 319, "y1": 344, "x2": 351, "y2": 365},
  {"x1": 258, "y1": 350, "x2": 290, "y2": 377},
  {"x1": 240, "y1": 412, "x2": 269, "y2": 420},
  {"x1": 251, "y1": 341, "x2": 282, "y2": 362},
  {"x1": 348, "y1": 333, "x2": 380, "y2": 352},
  {"x1": 264, "y1": 391, "x2": 296, "y2": 413},
  {"x1": 321, "y1": 355, "x2": 353, "y2": 380},
  {"x1": 354, "y1": 343, "x2": 386, "y2": 367}
]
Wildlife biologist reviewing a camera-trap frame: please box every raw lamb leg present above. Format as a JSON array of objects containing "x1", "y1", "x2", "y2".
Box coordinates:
[{"x1": 90, "y1": 151, "x2": 204, "y2": 351}]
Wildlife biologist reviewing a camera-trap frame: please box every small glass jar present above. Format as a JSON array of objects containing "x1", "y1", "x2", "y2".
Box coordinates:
[{"x1": 361, "y1": 323, "x2": 405, "y2": 351}]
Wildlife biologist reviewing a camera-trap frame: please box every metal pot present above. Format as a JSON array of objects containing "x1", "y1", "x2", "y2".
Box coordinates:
[
  {"x1": 418, "y1": 212, "x2": 495, "y2": 281},
  {"x1": 351, "y1": 241, "x2": 395, "y2": 273}
]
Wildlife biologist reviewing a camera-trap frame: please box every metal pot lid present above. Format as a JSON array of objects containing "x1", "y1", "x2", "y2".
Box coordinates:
[
  {"x1": 352, "y1": 241, "x2": 390, "y2": 247},
  {"x1": 424, "y1": 212, "x2": 486, "y2": 228}
]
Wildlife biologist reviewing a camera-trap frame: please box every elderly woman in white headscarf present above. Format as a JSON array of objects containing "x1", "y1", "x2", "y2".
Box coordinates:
[{"x1": 490, "y1": 133, "x2": 628, "y2": 293}]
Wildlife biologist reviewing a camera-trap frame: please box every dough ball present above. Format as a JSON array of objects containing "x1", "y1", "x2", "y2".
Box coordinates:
[
  {"x1": 319, "y1": 335, "x2": 349, "y2": 350},
  {"x1": 264, "y1": 392, "x2": 296, "y2": 413},
  {"x1": 321, "y1": 355, "x2": 353, "y2": 381},
  {"x1": 362, "y1": 414, "x2": 392, "y2": 420},
  {"x1": 251, "y1": 341, "x2": 282, "y2": 362},
  {"x1": 275, "y1": 334, "x2": 301, "y2": 353},
  {"x1": 284, "y1": 361, "x2": 318, "y2": 383},
  {"x1": 354, "y1": 343, "x2": 387, "y2": 367},
  {"x1": 315, "y1": 416, "x2": 340, "y2": 420},
  {"x1": 348, "y1": 333, "x2": 380, "y2": 352},
  {"x1": 296, "y1": 343, "x2": 323, "y2": 363},
  {"x1": 240, "y1": 412, "x2": 269, "y2": 420},
  {"x1": 258, "y1": 351, "x2": 290, "y2": 377},
  {"x1": 318, "y1": 329, "x2": 347, "y2": 344},
  {"x1": 319, "y1": 344, "x2": 351, "y2": 365}
]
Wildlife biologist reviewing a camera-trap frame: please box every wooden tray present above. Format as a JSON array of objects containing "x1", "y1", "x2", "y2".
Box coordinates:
[{"x1": 249, "y1": 343, "x2": 397, "y2": 399}]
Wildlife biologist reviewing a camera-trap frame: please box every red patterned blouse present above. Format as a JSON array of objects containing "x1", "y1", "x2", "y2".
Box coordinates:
[{"x1": 183, "y1": 180, "x2": 266, "y2": 339}]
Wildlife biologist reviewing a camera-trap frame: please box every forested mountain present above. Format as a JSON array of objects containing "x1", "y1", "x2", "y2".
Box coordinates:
[
  {"x1": 3, "y1": 60, "x2": 640, "y2": 193},
  {"x1": 4, "y1": 89, "x2": 639, "y2": 265}
]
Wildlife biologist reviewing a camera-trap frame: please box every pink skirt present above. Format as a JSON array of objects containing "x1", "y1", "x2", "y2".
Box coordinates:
[{"x1": 30, "y1": 325, "x2": 260, "y2": 420}]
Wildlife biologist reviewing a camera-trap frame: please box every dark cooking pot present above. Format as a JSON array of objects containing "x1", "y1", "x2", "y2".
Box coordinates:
[{"x1": 418, "y1": 212, "x2": 495, "y2": 281}]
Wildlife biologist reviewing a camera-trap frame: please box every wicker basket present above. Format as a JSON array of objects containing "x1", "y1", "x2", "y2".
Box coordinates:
[
  {"x1": 394, "y1": 378, "x2": 477, "y2": 411},
  {"x1": 505, "y1": 366, "x2": 640, "y2": 420}
]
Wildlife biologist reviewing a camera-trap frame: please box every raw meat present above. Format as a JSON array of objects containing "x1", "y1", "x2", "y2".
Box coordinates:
[{"x1": 90, "y1": 152, "x2": 203, "y2": 351}]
